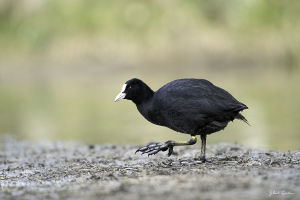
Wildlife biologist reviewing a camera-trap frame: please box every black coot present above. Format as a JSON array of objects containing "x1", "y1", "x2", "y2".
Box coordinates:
[{"x1": 114, "y1": 78, "x2": 248, "y2": 162}]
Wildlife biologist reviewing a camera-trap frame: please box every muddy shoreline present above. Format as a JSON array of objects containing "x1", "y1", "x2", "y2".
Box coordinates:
[{"x1": 0, "y1": 137, "x2": 299, "y2": 200}]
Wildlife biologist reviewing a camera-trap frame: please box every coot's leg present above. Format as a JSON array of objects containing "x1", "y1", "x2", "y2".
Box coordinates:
[
  {"x1": 135, "y1": 136, "x2": 197, "y2": 156},
  {"x1": 200, "y1": 134, "x2": 207, "y2": 162}
]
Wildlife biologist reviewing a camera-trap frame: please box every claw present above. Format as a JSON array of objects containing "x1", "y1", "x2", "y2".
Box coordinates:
[
  {"x1": 167, "y1": 146, "x2": 174, "y2": 156},
  {"x1": 135, "y1": 146, "x2": 147, "y2": 153}
]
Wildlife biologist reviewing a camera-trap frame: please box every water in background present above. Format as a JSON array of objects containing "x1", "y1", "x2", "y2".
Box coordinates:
[{"x1": 0, "y1": 0, "x2": 299, "y2": 150}]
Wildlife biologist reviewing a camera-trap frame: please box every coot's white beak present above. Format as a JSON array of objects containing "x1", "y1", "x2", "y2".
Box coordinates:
[
  {"x1": 114, "y1": 92, "x2": 126, "y2": 102},
  {"x1": 114, "y1": 84, "x2": 127, "y2": 102}
]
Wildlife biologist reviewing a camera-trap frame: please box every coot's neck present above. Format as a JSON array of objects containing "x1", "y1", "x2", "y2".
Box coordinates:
[{"x1": 132, "y1": 84, "x2": 154, "y2": 105}]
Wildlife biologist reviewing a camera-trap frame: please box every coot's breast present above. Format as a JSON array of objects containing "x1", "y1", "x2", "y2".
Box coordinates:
[{"x1": 136, "y1": 100, "x2": 167, "y2": 127}]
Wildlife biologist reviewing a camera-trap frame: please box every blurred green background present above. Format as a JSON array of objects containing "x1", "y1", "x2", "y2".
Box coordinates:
[{"x1": 0, "y1": 0, "x2": 299, "y2": 150}]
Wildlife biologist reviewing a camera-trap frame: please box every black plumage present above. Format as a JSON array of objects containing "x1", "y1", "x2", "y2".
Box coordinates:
[{"x1": 115, "y1": 78, "x2": 248, "y2": 161}]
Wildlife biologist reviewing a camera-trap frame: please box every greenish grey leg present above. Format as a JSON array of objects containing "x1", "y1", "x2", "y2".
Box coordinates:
[
  {"x1": 136, "y1": 136, "x2": 197, "y2": 156},
  {"x1": 172, "y1": 135, "x2": 197, "y2": 146},
  {"x1": 200, "y1": 134, "x2": 207, "y2": 162}
]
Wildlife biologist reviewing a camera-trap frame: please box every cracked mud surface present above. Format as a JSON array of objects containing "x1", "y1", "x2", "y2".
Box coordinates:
[{"x1": 0, "y1": 137, "x2": 299, "y2": 200}]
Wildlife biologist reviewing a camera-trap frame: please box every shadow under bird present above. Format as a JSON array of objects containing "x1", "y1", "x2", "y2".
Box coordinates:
[{"x1": 114, "y1": 78, "x2": 248, "y2": 162}]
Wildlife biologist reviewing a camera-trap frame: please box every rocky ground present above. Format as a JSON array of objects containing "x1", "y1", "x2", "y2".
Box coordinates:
[{"x1": 0, "y1": 136, "x2": 299, "y2": 200}]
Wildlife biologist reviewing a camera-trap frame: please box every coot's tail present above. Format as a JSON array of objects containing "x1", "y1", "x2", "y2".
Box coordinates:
[{"x1": 235, "y1": 113, "x2": 250, "y2": 126}]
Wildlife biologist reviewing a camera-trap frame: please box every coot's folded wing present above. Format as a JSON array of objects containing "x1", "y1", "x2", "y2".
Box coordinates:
[{"x1": 155, "y1": 79, "x2": 246, "y2": 121}]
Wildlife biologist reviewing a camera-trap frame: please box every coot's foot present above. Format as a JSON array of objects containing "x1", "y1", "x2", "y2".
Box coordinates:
[
  {"x1": 135, "y1": 141, "x2": 174, "y2": 156},
  {"x1": 200, "y1": 156, "x2": 206, "y2": 163}
]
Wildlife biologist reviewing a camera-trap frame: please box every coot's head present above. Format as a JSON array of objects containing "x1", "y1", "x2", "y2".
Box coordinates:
[{"x1": 114, "y1": 78, "x2": 154, "y2": 104}]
